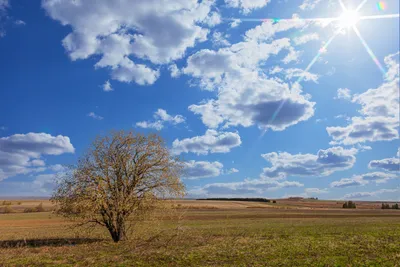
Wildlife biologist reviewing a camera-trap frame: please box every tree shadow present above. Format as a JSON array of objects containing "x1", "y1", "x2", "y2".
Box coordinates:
[{"x1": 0, "y1": 238, "x2": 103, "y2": 248}]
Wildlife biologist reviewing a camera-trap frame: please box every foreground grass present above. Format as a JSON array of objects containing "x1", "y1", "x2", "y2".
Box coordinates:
[{"x1": 1, "y1": 209, "x2": 400, "y2": 266}]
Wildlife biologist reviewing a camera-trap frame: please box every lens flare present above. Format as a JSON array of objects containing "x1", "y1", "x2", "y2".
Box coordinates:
[
  {"x1": 377, "y1": 2, "x2": 386, "y2": 11},
  {"x1": 339, "y1": 10, "x2": 360, "y2": 28}
]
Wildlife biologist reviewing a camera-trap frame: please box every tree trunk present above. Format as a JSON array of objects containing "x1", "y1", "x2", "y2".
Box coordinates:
[{"x1": 108, "y1": 223, "x2": 127, "y2": 242}]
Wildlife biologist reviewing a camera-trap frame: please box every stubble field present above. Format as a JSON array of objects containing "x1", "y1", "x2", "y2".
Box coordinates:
[{"x1": 1, "y1": 199, "x2": 400, "y2": 266}]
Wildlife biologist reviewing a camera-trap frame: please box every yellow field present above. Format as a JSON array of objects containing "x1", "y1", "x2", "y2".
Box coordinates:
[{"x1": 1, "y1": 199, "x2": 400, "y2": 266}]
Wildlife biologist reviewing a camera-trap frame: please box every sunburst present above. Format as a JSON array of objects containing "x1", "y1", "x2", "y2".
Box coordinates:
[{"x1": 230, "y1": 0, "x2": 399, "y2": 125}]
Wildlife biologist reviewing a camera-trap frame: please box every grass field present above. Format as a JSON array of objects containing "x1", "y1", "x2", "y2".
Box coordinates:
[{"x1": 1, "y1": 199, "x2": 400, "y2": 266}]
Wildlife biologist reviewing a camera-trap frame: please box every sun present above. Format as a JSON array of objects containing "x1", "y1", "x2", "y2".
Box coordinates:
[{"x1": 339, "y1": 10, "x2": 360, "y2": 28}]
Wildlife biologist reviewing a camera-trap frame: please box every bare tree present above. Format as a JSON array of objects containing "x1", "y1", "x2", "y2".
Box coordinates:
[{"x1": 52, "y1": 131, "x2": 185, "y2": 242}]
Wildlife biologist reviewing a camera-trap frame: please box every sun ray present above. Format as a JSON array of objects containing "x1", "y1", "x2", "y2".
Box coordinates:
[
  {"x1": 360, "y1": 14, "x2": 400, "y2": 20},
  {"x1": 352, "y1": 25, "x2": 387, "y2": 76},
  {"x1": 268, "y1": 32, "x2": 339, "y2": 125},
  {"x1": 356, "y1": 0, "x2": 369, "y2": 12},
  {"x1": 338, "y1": 0, "x2": 348, "y2": 11},
  {"x1": 227, "y1": 0, "x2": 399, "y2": 128}
]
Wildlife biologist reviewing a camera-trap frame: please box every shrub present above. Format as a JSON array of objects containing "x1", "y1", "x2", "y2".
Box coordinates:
[
  {"x1": 343, "y1": 201, "x2": 356, "y2": 209},
  {"x1": 2, "y1": 206, "x2": 15, "y2": 214},
  {"x1": 35, "y1": 203, "x2": 45, "y2": 212},
  {"x1": 393, "y1": 203, "x2": 399, "y2": 210},
  {"x1": 1, "y1": 200, "x2": 12, "y2": 206},
  {"x1": 273, "y1": 200, "x2": 277, "y2": 204},
  {"x1": 23, "y1": 207, "x2": 36, "y2": 213},
  {"x1": 23, "y1": 203, "x2": 46, "y2": 213}
]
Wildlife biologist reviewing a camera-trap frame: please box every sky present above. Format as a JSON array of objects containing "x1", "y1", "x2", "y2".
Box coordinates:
[{"x1": 0, "y1": 0, "x2": 399, "y2": 200}]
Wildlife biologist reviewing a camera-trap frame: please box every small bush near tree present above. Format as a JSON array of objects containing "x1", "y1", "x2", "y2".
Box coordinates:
[
  {"x1": 343, "y1": 201, "x2": 356, "y2": 209},
  {"x1": 273, "y1": 200, "x2": 277, "y2": 204},
  {"x1": 2, "y1": 205, "x2": 15, "y2": 214}
]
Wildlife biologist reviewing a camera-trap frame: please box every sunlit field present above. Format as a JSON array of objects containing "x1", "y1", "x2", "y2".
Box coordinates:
[{"x1": 1, "y1": 199, "x2": 400, "y2": 266}]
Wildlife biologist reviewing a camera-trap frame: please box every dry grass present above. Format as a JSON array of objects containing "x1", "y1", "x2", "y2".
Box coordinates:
[{"x1": 1, "y1": 199, "x2": 400, "y2": 266}]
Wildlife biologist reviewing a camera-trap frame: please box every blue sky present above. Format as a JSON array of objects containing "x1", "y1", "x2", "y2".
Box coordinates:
[{"x1": 0, "y1": 0, "x2": 399, "y2": 200}]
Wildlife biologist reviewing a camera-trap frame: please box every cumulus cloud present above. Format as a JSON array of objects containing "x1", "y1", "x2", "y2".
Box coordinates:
[
  {"x1": 282, "y1": 47, "x2": 302, "y2": 64},
  {"x1": 230, "y1": 19, "x2": 241, "y2": 28},
  {"x1": 42, "y1": 0, "x2": 216, "y2": 85},
  {"x1": 172, "y1": 129, "x2": 241, "y2": 155},
  {"x1": 0, "y1": 0, "x2": 9, "y2": 37},
  {"x1": 189, "y1": 178, "x2": 303, "y2": 197},
  {"x1": 343, "y1": 188, "x2": 399, "y2": 200},
  {"x1": 168, "y1": 64, "x2": 181, "y2": 78},
  {"x1": 14, "y1": 19, "x2": 25, "y2": 26},
  {"x1": 136, "y1": 109, "x2": 185, "y2": 130},
  {"x1": 261, "y1": 147, "x2": 358, "y2": 179},
  {"x1": 293, "y1": 33, "x2": 319, "y2": 45},
  {"x1": 0, "y1": 133, "x2": 74, "y2": 181},
  {"x1": 327, "y1": 52, "x2": 399, "y2": 145},
  {"x1": 102, "y1": 80, "x2": 113, "y2": 92},
  {"x1": 330, "y1": 177, "x2": 367, "y2": 188},
  {"x1": 224, "y1": 0, "x2": 270, "y2": 14},
  {"x1": 227, "y1": 168, "x2": 239, "y2": 174},
  {"x1": 304, "y1": 188, "x2": 328, "y2": 194},
  {"x1": 369, "y1": 149, "x2": 400, "y2": 172},
  {"x1": 211, "y1": 31, "x2": 230, "y2": 47},
  {"x1": 183, "y1": 160, "x2": 223, "y2": 179},
  {"x1": 284, "y1": 68, "x2": 319, "y2": 83},
  {"x1": 335, "y1": 88, "x2": 351, "y2": 100},
  {"x1": 299, "y1": 0, "x2": 322, "y2": 10},
  {"x1": 87, "y1": 112, "x2": 104, "y2": 120},
  {"x1": 183, "y1": 16, "x2": 317, "y2": 132},
  {"x1": 331, "y1": 172, "x2": 397, "y2": 188}
]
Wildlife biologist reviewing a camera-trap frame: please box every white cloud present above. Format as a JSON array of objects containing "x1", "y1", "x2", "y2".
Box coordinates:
[
  {"x1": 183, "y1": 16, "x2": 316, "y2": 132},
  {"x1": 335, "y1": 88, "x2": 351, "y2": 100},
  {"x1": 227, "y1": 168, "x2": 239, "y2": 174},
  {"x1": 0, "y1": 0, "x2": 9, "y2": 37},
  {"x1": 282, "y1": 47, "x2": 302, "y2": 64},
  {"x1": 369, "y1": 149, "x2": 400, "y2": 172},
  {"x1": 327, "y1": 52, "x2": 399, "y2": 145},
  {"x1": 102, "y1": 80, "x2": 113, "y2": 92},
  {"x1": 42, "y1": 0, "x2": 214, "y2": 85},
  {"x1": 202, "y1": 11, "x2": 221, "y2": 27},
  {"x1": 189, "y1": 178, "x2": 303, "y2": 197},
  {"x1": 183, "y1": 160, "x2": 223, "y2": 179},
  {"x1": 224, "y1": 0, "x2": 271, "y2": 14},
  {"x1": 284, "y1": 68, "x2": 319, "y2": 83},
  {"x1": 330, "y1": 177, "x2": 367, "y2": 188},
  {"x1": 261, "y1": 147, "x2": 358, "y2": 179},
  {"x1": 136, "y1": 109, "x2": 185, "y2": 130},
  {"x1": 299, "y1": 0, "x2": 322, "y2": 10},
  {"x1": 168, "y1": 64, "x2": 181, "y2": 78},
  {"x1": 343, "y1": 188, "x2": 399, "y2": 200},
  {"x1": 0, "y1": 133, "x2": 74, "y2": 181},
  {"x1": 172, "y1": 129, "x2": 241, "y2": 155},
  {"x1": 293, "y1": 33, "x2": 319, "y2": 45},
  {"x1": 304, "y1": 188, "x2": 329, "y2": 194},
  {"x1": 212, "y1": 31, "x2": 230, "y2": 47},
  {"x1": 331, "y1": 172, "x2": 397, "y2": 188},
  {"x1": 230, "y1": 19, "x2": 241, "y2": 28},
  {"x1": 87, "y1": 112, "x2": 103, "y2": 120},
  {"x1": 14, "y1": 19, "x2": 25, "y2": 26}
]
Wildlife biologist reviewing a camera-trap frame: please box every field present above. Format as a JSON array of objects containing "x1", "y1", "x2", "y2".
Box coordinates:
[{"x1": 1, "y1": 199, "x2": 400, "y2": 266}]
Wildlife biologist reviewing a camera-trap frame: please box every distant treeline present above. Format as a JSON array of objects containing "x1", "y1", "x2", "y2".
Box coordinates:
[
  {"x1": 197, "y1": 198, "x2": 272, "y2": 203},
  {"x1": 382, "y1": 203, "x2": 399, "y2": 210}
]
